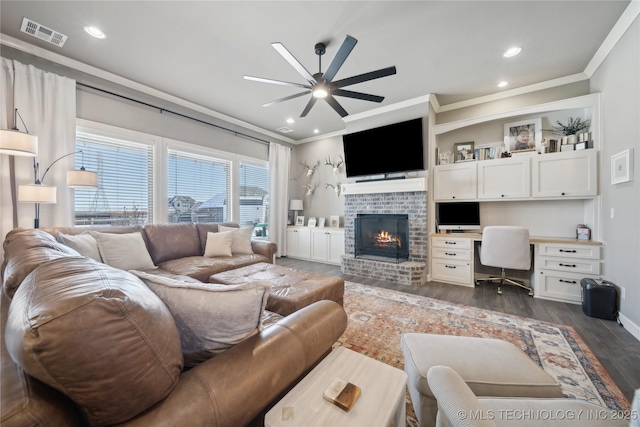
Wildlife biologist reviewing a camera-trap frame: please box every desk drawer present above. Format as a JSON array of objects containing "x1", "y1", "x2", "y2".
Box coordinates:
[
  {"x1": 535, "y1": 270, "x2": 597, "y2": 304},
  {"x1": 537, "y1": 243, "x2": 600, "y2": 260},
  {"x1": 537, "y1": 256, "x2": 601, "y2": 275},
  {"x1": 432, "y1": 237, "x2": 472, "y2": 250},
  {"x1": 432, "y1": 258, "x2": 471, "y2": 285},
  {"x1": 432, "y1": 247, "x2": 471, "y2": 261}
]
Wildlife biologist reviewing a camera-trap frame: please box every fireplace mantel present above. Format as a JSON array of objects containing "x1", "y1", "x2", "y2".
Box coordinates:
[{"x1": 341, "y1": 177, "x2": 427, "y2": 195}]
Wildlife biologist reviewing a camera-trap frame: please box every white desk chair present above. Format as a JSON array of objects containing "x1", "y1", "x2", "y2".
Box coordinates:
[{"x1": 475, "y1": 226, "x2": 533, "y2": 296}]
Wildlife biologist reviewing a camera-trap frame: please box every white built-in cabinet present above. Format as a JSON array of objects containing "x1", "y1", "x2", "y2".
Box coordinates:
[
  {"x1": 430, "y1": 236, "x2": 473, "y2": 286},
  {"x1": 531, "y1": 149, "x2": 598, "y2": 198},
  {"x1": 286, "y1": 226, "x2": 344, "y2": 265},
  {"x1": 433, "y1": 162, "x2": 477, "y2": 200},
  {"x1": 477, "y1": 156, "x2": 531, "y2": 199}
]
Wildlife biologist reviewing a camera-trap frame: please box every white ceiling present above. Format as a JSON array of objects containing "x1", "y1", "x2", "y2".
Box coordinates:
[{"x1": 0, "y1": 1, "x2": 632, "y2": 143}]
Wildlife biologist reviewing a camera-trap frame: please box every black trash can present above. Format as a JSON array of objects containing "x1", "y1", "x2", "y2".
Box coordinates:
[{"x1": 580, "y1": 278, "x2": 618, "y2": 321}]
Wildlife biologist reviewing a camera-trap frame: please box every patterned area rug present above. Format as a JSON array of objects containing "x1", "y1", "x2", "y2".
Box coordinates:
[{"x1": 335, "y1": 282, "x2": 629, "y2": 426}]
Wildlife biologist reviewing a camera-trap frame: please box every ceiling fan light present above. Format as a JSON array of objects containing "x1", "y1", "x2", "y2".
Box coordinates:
[
  {"x1": 312, "y1": 88, "x2": 328, "y2": 99},
  {"x1": 503, "y1": 47, "x2": 522, "y2": 58}
]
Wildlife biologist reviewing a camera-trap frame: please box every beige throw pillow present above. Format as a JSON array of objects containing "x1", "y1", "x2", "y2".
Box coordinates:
[
  {"x1": 57, "y1": 231, "x2": 102, "y2": 262},
  {"x1": 218, "y1": 225, "x2": 254, "y2": 255},
  {"x1": 131, "y1": 270, "x2": 271, "y2": 367},
  {"x1": 91, "y1": 231, "x2": 156, "y2": 270},
  {"x1": 204, "y1": 230, "x2": 234, "y2": 257}
]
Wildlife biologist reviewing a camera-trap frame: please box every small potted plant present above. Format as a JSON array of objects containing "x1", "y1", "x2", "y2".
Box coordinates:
[{"x1": 546, "y1": 117, "x2": 591, "y2": 144}]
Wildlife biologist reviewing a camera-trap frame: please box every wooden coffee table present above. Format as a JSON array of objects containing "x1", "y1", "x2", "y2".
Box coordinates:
[{"x1": 264, "y1": 346, "x2": 407, "y2": 427}]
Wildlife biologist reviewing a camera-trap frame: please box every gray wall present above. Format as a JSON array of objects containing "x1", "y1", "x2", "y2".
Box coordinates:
[{"x1": 590, "y1": 16, "x2": 640, "y2": 330}]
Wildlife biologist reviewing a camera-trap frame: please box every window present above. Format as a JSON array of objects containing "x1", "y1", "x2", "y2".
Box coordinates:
[
  {"x1": 74, "y1": 131, "x2": 154, "y2": 226},
  {"x1": 239, "y1": 160, "x2": 269, "y2": 236},
  {"x1": 167, "y1": 149, "x2": 232, "y2": 223}
]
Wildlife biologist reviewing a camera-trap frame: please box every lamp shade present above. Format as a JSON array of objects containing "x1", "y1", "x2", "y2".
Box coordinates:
[
  {"x1": 289, "y1": 199, "x2": 303, "y2": 210},
  {"x1": 18, "y1": 184, "x2": 57, "y2": 204},
  {"x1": 67, "y1": 169, "x2": 98, "y2": 188},
  {"x1": 0, "y1": 130, "x2": 38, "y2": 156}
]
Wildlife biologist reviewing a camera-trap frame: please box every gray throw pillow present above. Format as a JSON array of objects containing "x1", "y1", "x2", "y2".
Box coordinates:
[
  {"x1": 57, "y1": 232, "x2": 102, "y2": 262},
  {"x1": 131, "y1": 270, "x2": 271, "y2": 367},
  {"x1": 218, "y1": 225, "x2": 254, "y2": 255},
  {"x1": 91, "y1": 231, "x2": 156, "y2": 270}
]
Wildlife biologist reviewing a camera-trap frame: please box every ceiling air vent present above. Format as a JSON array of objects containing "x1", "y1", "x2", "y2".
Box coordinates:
[
  {"x1": 277, "y1": 127, "x2": 294, "y2": 134},
  {"x1": 20, "y1": 17, "x2": 68, "y2": 47}
]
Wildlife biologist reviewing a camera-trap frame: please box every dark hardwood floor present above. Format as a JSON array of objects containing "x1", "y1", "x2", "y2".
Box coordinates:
[{"x1": 276, "y1": 257, "x2": 640, "y2": 403}]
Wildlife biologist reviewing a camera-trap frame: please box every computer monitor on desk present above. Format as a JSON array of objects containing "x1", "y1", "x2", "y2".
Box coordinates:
[{"x1": 437, "y1": 202, "x2": 481, "y2": 232}]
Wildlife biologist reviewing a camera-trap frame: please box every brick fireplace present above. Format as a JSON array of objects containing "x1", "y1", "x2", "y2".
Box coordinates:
[{"x1": 341, "y1": 178, "x2": 427, "y2": 286}]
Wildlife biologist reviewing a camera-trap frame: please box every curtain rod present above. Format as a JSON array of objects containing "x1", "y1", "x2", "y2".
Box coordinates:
[{"x1": 76, "y1": 82, "x2": 271, "y2": 146}]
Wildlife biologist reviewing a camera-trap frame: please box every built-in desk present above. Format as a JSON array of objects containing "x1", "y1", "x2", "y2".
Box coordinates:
[{"x1": 430, "y1": 232, "x2": 603, "y2": 304}]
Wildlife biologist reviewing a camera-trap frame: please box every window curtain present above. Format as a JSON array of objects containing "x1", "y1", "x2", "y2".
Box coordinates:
[
  {"x1": 1, "y1": 58, "x2": 76, "y2": 246},
  {"x1": 268, "y1": 142, "x2": 291, "y2": 257}
]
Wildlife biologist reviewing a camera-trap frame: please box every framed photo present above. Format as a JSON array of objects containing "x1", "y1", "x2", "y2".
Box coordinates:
[
  {"x1": 611, "y1": 148, "x2": 634, "y2": 184},
  {"x1": 504, "y1": 118, "x2": 542, "y2": 153},
  {"x1": 329, "y1": 215, "x2": 340, "y2": 228},
  {"x1": 454, "y1": 142, "x2": 474, "y2": 162},
  {"x1": 318, "y1": 217, "x2": 326, "y2": 228},
  {"x1": 439, "y1": 151, "x2": 453, "y2": 165},
  {"x1": 307, "y1": 217, "x2": 317, "y2": 227},
  {"x1": 295, "y1": 216, "x2": 304, "y2": 226}
]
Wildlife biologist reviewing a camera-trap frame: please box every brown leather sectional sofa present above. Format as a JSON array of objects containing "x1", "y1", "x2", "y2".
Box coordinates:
[{"x1": 1, "y1": 223, "x2": 348, "y2": 426}]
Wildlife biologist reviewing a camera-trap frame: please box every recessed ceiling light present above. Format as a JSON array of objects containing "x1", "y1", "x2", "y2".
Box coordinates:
[
  {"x1": 286, "y1": 118, "x2": 295, "y2": 124},
  {"x1": 503, "y1": 47, "x2": 522, "y2": 58},
  {"x1": 84, "y1": 26, "x2": 105, "y2": 39},
  {"x1": 498, "y1": 81, "x2": 509, "y2": 88},
  {"x1": 313, "y1": 129, "x2": 319, "y2": 134}
]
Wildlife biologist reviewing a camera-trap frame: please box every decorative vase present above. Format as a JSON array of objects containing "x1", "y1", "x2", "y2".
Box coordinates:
[{"x1": 567, "y1": 134, "x2": 578, "y2": 145}]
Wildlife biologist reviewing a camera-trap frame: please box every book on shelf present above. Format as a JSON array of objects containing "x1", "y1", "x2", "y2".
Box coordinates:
[{"x1": 474, "y1": 144, "x2": 504, "y2": 161}]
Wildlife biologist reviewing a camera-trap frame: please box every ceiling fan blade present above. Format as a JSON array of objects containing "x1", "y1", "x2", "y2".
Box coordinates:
[
  {"x1": 271, "y1": 42, "x2": 317, "y2": 85},
  {"x1": 325, "y1": 95, "x2": 349, "y2": 118},
  {"x1": 300, "y1": 97, "x2": 318, "y2": 117},
  {"x1": 332, "y1": 66, "x2": 397, "y2": 89},
  {"x1": 244, "y1": 75, "x2": 311, "y2": 89},
  {"x1": 332, "y1": 89, "x2": 384, "y2": 103},
  {"x1": 262, "y1": 91, "x2": 311, "y2": 107},
  {"x1": 323, "y1": 35, "x2": 358, "y2": 82}
]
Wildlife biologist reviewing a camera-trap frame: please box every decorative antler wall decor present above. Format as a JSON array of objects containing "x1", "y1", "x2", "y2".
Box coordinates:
[
  {"x1": 325, "y1": 155, "x2": 344, "y2": 176},
  {"x1": 324, "y1": 183, "x2": 342, "y2": 197},
  {"x1": 300, "y1": 160, "x2": 320, "y2": 178},
  {"x1": 303, "y1": 182, "x2": 317, "y2": 197}
]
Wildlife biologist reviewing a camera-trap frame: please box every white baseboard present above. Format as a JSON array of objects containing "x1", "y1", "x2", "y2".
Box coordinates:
[{"x1": 619, "y1": 311, "x2": 640, "y2": 343}]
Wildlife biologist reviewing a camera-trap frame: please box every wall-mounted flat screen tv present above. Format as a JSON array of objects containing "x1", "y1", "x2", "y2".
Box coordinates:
[
  {"x1": 437, "y1": 202, "x2": 481, "y2": 231},
  {"x1": 342, "y1": 118, "x2": 424, "y2": 178}
]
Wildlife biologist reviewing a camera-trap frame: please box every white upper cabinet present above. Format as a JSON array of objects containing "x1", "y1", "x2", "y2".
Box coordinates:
[
  {"x1": 477, "y1": 156, "x2": 531, "y2": 200},
  {"x1": 531, "y1": 149, "x2": 597, "y2": 198},
  {"x1": 433, "y1": 162, "x2": 477, "y2": 201}
]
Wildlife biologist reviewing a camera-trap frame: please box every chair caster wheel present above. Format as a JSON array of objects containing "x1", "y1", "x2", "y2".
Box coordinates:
[
  {"x1": 528, "y1": 291, "x2": 534, "y2": 297},
  {"x1": 497, "y1": 289, "x2": 503, "y2": 295}
]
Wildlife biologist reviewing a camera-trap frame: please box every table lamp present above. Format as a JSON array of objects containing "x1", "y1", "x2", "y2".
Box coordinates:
[{"x1": 289, "y1": 199, "x2": 303, "y2": 224}]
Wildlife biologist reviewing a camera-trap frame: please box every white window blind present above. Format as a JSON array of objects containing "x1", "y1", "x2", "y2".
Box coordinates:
[
  {"x1": 239, "y1": 160, "x2": 269, "y2": 235},
  {"x1": 74, "y1": 132, "x2": 154, "y2": 226},
  {"x1": 167, "y1": 149, "x2": 232, "y2": 223}
]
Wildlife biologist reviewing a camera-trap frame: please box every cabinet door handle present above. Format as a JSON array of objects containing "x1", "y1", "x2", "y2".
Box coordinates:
[
  {"x1": 445, "y1": 252, "x2": 456, "y2": 256},
  {"x1": 445, "y1": 241, "x2": 457, "y2": 245},
  {"x1": 559, "y1": 263, "x2": 576, "y2": 268},
  {"x1": 445, "y1": 265, "x2": 457, "y2": 269},
  {"x1": 561, "y1": 192, "x2": 566, "y2": 196},
  {"x1": 559, "y1": 249, "x2": 577, "y2": 253},
  {"x1": 559, "y1": 279, "x2": 577, "y2": 284}
]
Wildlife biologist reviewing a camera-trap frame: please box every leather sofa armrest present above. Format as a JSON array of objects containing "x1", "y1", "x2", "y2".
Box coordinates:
[
  {"x1": 251, "y1": 240, "x2": 277, "y2": 263},
  {"x1": 119, "y1": 300, "x2": 347, "y2": 427}
]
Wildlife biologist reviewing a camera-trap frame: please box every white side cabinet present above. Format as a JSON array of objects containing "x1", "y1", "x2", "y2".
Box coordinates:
[
  {"x1": 286, "y1": 227, "x2": 311, "y2": 259},
  {"x1": 433, "y1": 162, "x2": 477, "y2": 201},
  {"x1": 311, "y1": 228, "x2": 345, "y2": 265},
  {"x1": 477, "y1": 157, "x2": 531, "y2": 200},
  {"x1": 430, "y1": 236, "x2": 473, "y2": 286},
  {"x1": 532, "y1": 149, "x2": 597, "y2": 198},
  {"x1": 534, "y1": 242, "x2": 602, "y2": 304}
]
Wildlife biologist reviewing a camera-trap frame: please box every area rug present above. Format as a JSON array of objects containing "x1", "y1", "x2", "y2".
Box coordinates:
[{"x1": 334, "y1": 282, "x2": 630, "y2": 426}]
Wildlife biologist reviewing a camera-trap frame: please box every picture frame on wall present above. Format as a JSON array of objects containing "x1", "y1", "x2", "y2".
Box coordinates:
[
  {"x1": 454, "y1": 142, "x2": 475, "y2": 162},
  {"x1": 611, "y1": 148, "x2": 634, "y2": 184},
  {"x1": 504, "y1": 118, "x2": 542, "y2": 153},
  {"x1": 330, "y1": 215, "x2": 340, "y2": 228},
  {"x1": 295, "y1": 216, "x2": 304, "y2": 226}
]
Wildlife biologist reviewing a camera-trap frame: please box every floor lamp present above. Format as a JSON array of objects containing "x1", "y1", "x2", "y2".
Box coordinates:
[
  {"x1": 18, "y1": 151, "x2": 98, "y2": 228},
  {"x1": 0, "y1": 108, "x2": 38, "y2": 157}
]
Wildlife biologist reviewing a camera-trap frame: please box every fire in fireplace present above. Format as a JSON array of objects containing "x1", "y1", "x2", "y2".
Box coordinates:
[{"x1": 354, "y1": 214, "x2": 409, "y2": 262}]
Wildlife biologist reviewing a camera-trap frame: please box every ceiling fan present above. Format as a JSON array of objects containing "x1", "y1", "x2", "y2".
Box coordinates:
[{"x1": 244, "y1": 35, "x2": 396, "y2": 118}]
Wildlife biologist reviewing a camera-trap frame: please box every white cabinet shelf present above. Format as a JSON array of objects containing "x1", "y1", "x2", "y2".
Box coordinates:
[
  {"x1": 477, "y1": 156, "x2": 531, "y2": 200},
  {"x1": 287, "y1": 227, "x2": 344, "y2": 265},
  {"x1": 531, "y1": 149, "x2": 598, "y2": 198},
  {"x1": 433, "y1": 162, "x2": 477, "y2": 201}
]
